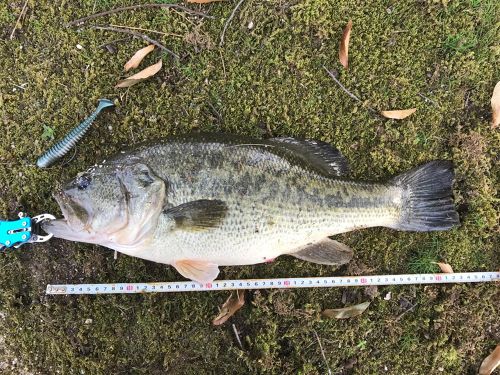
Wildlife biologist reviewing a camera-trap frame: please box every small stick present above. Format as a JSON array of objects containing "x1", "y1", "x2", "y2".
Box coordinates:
[
  {"x1": 395, "y1": 302, "x2": 417, "y2": 321},
  {"x1": 97, "y1": 36, "x2": 131, "y2": 49},
  {"x1": 219, "y1": 49, "x2": 227, "y2": 78},
  {"x1": 109, "y1": 24, "x2": 184, "y2": 38},
  {"x1": 9, "y1": 0, "x2": 29, "y2": 40},
  {"x1": 418, "y1": 92, "x2": 439, "y2": 107},
  {"x1": 323, "y1": 66, "x2": 361, "y2": 102},
  {"x1": 323, "y1": 66, "x2": 380, "y2": 116},
  {"x1": 313, "y1": 329, "x2": 332, "y2": 375},
  {"x1": 220, "y1": 0, "x2": 245, "y2": 47},
  {"x1": 12, "y1": 83, "x2": 28, "y2": 90},
  {"x1": 171, "y1": 7, "x2": 198, "y2": 30},
  {"x1": 92, "y1": 26, "x2": 179, "y2": 60},
  {"x1": 67, "y1": 3, "x2": 212, "y2": 27},
  {"x1": 232, "y1": 324, "x2": 243, "y2": 349}
]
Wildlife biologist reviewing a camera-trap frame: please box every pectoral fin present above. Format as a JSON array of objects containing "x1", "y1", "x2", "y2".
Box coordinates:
[
  {"x1": 173, "y1": 260, "x2": 220, "y2": 283},
  {"x1": 291, "y1": 239, "x2": 353, "y2": 265},
  {"x1": 164, "y1": 199, "x2": 228, "y2": 231}
]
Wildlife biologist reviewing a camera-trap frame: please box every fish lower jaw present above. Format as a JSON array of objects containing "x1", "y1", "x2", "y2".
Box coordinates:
[{"x1": 42, "y1": 219, "x2": 100, "y2": 243}]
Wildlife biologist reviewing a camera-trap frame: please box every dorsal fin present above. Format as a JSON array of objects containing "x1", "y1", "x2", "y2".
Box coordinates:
[{"x1": 269, "y1": 137, "x2": 349, "y2": 177}]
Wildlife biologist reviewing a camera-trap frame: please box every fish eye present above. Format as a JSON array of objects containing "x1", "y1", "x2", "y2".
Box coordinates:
[{"x1": 76, "y1": 174, "x2": 92, "y2": 190}]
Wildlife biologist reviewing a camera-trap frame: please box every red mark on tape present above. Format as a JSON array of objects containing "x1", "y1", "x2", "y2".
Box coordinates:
[
  {"x1": 126, "y1": 285, "x2": 133, "y2": 291},
  {"x1": 284, "y1": 280, "x2": 290, "y2": 286},
  {"x1": 435, "y1": 275, "x2": 442, "y2": 281},
  {"x1": 361, "y1": 278, "x2": 367, "y2": 284},
  {"x1": 205, "y1": 283, "x2": 212, "y2": 288}
]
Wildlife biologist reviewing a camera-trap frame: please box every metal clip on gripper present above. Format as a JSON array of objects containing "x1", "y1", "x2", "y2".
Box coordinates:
[{"x1": 0, "y1": 213, "x2": 55, "y2": 250}]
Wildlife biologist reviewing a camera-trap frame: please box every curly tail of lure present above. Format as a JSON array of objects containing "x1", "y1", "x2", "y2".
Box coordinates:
[{"x1": 37, "y1": 99, "x2": 115, "y2": 168}]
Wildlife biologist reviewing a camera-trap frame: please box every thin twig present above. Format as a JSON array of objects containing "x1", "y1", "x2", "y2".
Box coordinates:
[
  {"x1": 109, "y1": 24, "x2": 184, "y2": 38},
  {"x1": 129, "y1": 127, "x2": 136, "y2": 143},
  {"x1": 0, "y1": 162, "x2": 36, "y2": 167},
  {"x1": 92, "y1": 26, "x2": 179, "y2": 59},
  {"x1": 9, "y1": 0, "x2": 29, "y2": 40},
  {"x1": 313, "y1": 329, "x2": 332, "y2": 375},
  {"x1": 67, "y1": 3, "x2": 212, "y2": 27},
  {"x1": 323, "y1": 66, "x2": 361, "y2": 102},
  {"x1": 97, "y1": 36, "x2": 131, "y2": 49},
  {"x1": 232, "y1": 324, "x2": 243, "y2": 349},
  {"x1": 207, "y1": 101, "x2": 223, "y2": 124},
  {"x1": 323, "y1": 66, "x2": 380, "y2": 116},
  {"x1": 220, "y1": 0, "x2": 245, "y2": 47},
  {"x1": 418, "y1": 92, "x2": 439, "y2": 107},
  {"x1": 12, "y1": 83, "x2": 28, "y2": 90},
  {"x1": 171, "y1": 7, "x2": 198, "y2": 30},
  {"x1": 219, "y1": 49, "x2": 227, "y2": 78},
  {"x1": 395, "y1": 302, "x2": 418, "y2": 321}
]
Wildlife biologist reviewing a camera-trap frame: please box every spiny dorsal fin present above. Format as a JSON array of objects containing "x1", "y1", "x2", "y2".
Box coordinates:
[
  {"x1": 270, "y1": 137, "x2": 349, "y2": 177},
  {"x1": 164, "y1": 199, "x2": 228, "y2": 231},
  {"x1": 291, "y1": 238, "x2": 353, "y2": 265}
]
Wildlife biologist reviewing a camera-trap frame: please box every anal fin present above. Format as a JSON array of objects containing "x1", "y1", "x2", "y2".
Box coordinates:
[
  {"x1": 173, "y1": 260, "x2": 220, "y2": 283},
  {"x1": 291, "y1": 239, "x2": 353, "y2": 265}
]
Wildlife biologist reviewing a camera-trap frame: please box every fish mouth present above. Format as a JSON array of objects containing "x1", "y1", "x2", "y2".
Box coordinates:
[
  {"x1": 42, "y1": 190, "x2": 99, "y2": 243},
  {"x1": 49, "y1": 189, "x2": 91, "y2": 232}
]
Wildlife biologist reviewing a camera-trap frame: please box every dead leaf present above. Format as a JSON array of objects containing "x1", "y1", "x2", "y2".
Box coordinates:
[
  {"x1": 124, "y1": 44, "x2": 155, "y2": 72},
  {"x1": 322, "y1": 301, "x2": 370, "y2": 319},
  {"x1": 380, "y1": 108, "x2": 417, "y2": 119},
  {"x1": 187, "y1": 0, "x2": 226, "y2": 3},
  {"x1": 479, "y1": 345, "x2": 500, "y2": 375},
  {"x1": 339, "y1": 20, "x2": 352, "y2": 69},
  {"x1": 433, "y1": 262, "x2": 454, "y2": 273},
  {"x1": 212, "y1": 290, "x2": 245, "y2": 326},
  {"x1": 364, "y1": 285, "x2": 379, "y2": 300},
  {"x1": 115, "y1": 59, "x2": 162, "y2": 88},
  {"x1": 491, "y1": 81, "x2": 500, "y2": 129}
]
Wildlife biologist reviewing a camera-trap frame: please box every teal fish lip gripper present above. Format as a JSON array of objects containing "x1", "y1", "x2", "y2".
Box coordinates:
[{"x1": 0, "y1": 213, "x2": 56, "y2": 249}]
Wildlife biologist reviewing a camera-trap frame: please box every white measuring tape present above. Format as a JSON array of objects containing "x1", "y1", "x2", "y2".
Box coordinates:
[{"x1": 46, "y1": 271, "x2": 499, "y2": 295}]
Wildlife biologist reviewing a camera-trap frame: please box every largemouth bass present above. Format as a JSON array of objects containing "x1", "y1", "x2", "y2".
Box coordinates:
[{"x1": 43, "y1": 134, "x2": 459, "y2": 283}]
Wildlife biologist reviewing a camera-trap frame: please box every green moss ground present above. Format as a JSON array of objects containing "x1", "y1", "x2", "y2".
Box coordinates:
[{"x1": 0, "y1": 0, "x2": 498, "y2": 373}]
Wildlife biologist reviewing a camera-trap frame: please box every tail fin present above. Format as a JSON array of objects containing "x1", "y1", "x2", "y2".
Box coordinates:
[{"x1": 390, "y1": 161, "x2": 459, "y2": 231}]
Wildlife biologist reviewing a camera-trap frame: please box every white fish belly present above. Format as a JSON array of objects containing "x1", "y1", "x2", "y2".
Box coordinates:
[{"x1": 128, "y1": 199, "x2": 399, "y2": 266}]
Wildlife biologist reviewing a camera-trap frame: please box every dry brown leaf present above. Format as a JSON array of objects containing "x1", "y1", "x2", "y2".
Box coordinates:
[
  {"x1": 479, "y1": 345, "x2": 500, "y2": 375},
  {"x1": 433, "y1": 262, "x2": 454, "y2": 273},
  {"x1": 322, "y1": 301, "x2": 370, "y2": 319},
  {"x1": 187, "y1": 0, "x2": 226, "y2": 3},
  {"x1": 339, "y1": 20, "x2": 352, "y2": 69},
  {"x1": 212, "y1": 290, "x2": 245, "y2": 326},
  {"x1": 380, "y1": 108, "x2": 417, "y2": 119},
  {"x1": 115, "y1": 59, "x2": 162, "y2": 88},
  {"x1": 491, "y1": 81, "x2": 500, "y2": 129},
  {"x1": 124, "y1": 44, "x2": 155, "y2": 72}
]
